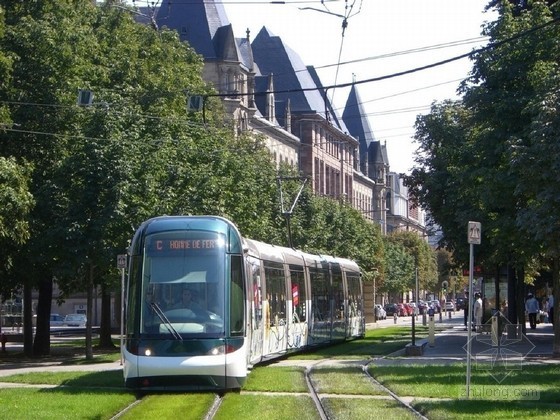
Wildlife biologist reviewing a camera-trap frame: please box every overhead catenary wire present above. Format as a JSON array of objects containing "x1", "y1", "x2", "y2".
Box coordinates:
[{"x1": 2, "y1": 15, "x2": 558, "y2": 146}]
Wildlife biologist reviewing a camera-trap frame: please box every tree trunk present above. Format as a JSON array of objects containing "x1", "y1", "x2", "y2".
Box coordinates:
[
  {"x1": 98, "y1": 286, "x2": 115, "y2": 349},
  {"x1": 85, "y1": 264, "x2": 94, "y2": 360},
  {"x1": 553, "y1": 257, "x2": 560, "y2": 358},
  {"x1": 507, "y1": 264, "x2": 517, "y2": 324},
  {"x1": 32, "y1": 275, "x2": 52, "y2": 356},
  {"x1": 23, "y1": 283, "x2": 33, "y2": 357},
  {"x1": 516, "y1": 266, "x2": 526, "y2": 335}
]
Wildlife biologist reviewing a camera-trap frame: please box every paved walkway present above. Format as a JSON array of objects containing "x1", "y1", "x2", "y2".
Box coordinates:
[{"x1": 371, "y1": 312, "x2": 558, "y2": 366}]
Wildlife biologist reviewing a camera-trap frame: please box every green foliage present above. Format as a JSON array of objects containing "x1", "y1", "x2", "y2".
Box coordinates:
[
  {"x1": 406, "y1": 2, "x2": 560, "y2": 272},
  {"x1": 288, "y1": 191, "x2": 384, "y2": 280},
  {"x1": 0, "y1": 157, "x2": 34, "y2": 296},
  {"x1": 381, "y1": 239, "x2": 415, "y2": 294}
]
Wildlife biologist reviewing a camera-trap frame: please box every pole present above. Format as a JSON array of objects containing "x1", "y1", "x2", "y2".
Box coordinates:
[
  {"x1": 466, "y1": 242, "x2": 474, "y2": 398},
  {"x1": 120, "y1": 267, "x2": 125, "y2": 366}
]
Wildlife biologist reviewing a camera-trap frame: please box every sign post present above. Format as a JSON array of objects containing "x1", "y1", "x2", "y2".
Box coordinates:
[
  {"x1": 466, "y1": 221, "x2": 481, "y2": 399},
  {"x1": 117, "y1": 254, "x2": 127, "y2": 365}
]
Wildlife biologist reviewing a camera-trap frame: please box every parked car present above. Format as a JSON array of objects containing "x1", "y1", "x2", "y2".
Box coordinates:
[
  {"x1": 403, "y1": 303, "x2": 414, "y2": 316},
  {"x1": 396, "y1": 303, "x2": 408, "y2": 317},
  {"x1": 63, "y1": 313, "x2": 87, "y2": 327},
  {"x1": 417, "y1": 300, "x2": 429, "y2": 314},
  {"x1": 429, "y1": 300, "x2": 442, "y2": 313},
  {"x1": 50, "y1": 313, "x2": 65, "y2": 327},
  {"x1": 408, "y1": 302, "x2": 419, "y2": 315},
  {"x1": 445, "y1": 301, "x2": 456, "y2": 311},
  {"x1": 384, "y1": 303, "x2": 398, "y2": 317},
  {"x1": 375, "y1": 304, "x2": 387, "y2": 320},
  {"x1": 455, "y1": 298, "x2": 466, "y2": 311}
]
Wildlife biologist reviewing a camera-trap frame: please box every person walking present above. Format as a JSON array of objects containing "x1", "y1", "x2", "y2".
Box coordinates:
[
  {"x1": 525, "y1": 293, "x2": 540, "y2": 330},
  {"x1": 463, "y1": 292, "x2": 471, "y2": 331},
  {"x1": 473, "y1": 293, "x2": 483, "y2": 332}
]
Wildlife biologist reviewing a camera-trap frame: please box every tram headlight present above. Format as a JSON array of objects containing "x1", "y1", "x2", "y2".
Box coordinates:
[
  {"x1": 144, "y1": 348, "x2": 152, "y2": 356},
  {"x1": 207, "y1": 344, "x2": 236, "y2": 355}
]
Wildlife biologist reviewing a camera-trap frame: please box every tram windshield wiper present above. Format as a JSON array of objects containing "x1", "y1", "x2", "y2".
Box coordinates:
[{"x1": 150, "y1": 302, "x2": 182, "y2": 340}]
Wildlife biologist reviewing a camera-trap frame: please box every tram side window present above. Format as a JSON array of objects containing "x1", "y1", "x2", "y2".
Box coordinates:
[
  {"x1": 264, "y1": 263, "x2": 286, "y2": 326},
  {"x1": 126, "y1": 256, "x2": 141, "y2": 334},
  {"x1": 248, "y1": 257, "x2": 262, "y2": 328},
  {"x1": 310, "y1": 269, "x2": 328, "y2": 321},
  {"x1": 290, "y1": 266, "x2": 306, "y2": 322},
  {"x1": 347, "y1": 274, "x2": 362, "y2": 316},
  {"x1": 230, "y1": 255, "x2": 245, "y2": 336},
  {"x1": 332, "y1": 269, "x2": 344, "y2": 320}
]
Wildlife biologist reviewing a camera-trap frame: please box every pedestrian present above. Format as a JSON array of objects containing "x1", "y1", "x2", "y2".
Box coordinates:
[
  {"x1": 548, "y1": 291, "x2": 554, "y2": 326},
  {"x1": 525, "y1": 293, "x2": 539, "y2": 330},
  {"x1": 473, "y1": 293, "x2": 483, "y2": 332},
  {"x1": 463, "y1": 291, "x2": 471, "y2": 331}
]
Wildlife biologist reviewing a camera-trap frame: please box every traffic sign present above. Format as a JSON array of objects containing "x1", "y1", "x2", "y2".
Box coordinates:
[
  {"x1": 117, "y1": 254, "x2": 127, "y2": 269},
  {"x1": 468, "y1": 221, "x2": 481, "y2": 245}
]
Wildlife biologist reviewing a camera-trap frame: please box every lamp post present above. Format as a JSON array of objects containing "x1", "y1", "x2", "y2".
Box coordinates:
[
  {"x1": 373, "y1": 269, "x2": 378, "y2": 322},
  {"x1": 411, "y1": 266, "x2": 418, "y2": 346}
]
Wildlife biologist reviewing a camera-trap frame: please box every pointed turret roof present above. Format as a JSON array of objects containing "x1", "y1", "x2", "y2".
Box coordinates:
[
  {"x1": 342, "y1": 84, "x2": 376, "y2": 156},
  {"x1": 251, "y1": 27, "x2": 345, "y2": 130}
]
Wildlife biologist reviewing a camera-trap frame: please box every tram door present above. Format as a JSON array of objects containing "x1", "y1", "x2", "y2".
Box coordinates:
[{"x1": 247, "y1": 256, "x2": 264, "y2": 365}]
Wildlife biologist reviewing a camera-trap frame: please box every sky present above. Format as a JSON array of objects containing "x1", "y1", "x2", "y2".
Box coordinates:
[
  {"x1": 129, "y1": 0, "x2": 498, "y2": 174},
  {"x1": 221, "y1": 0, "x2": 497, "y2": 174}
]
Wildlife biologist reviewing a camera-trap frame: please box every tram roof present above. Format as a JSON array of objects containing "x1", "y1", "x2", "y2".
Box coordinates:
[{"x1": 244, "y1": 239, "x2": 360, "y2": 273}]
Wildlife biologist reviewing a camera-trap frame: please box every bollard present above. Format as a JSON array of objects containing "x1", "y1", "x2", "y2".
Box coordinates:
[
  {"x1": 1, "y1": 333, "x2": 6, "y2": 352},
  {"x1": 491, "y1": 313, "x2": 499, "y2": 346},
  {"x1": 428, "y1": 316, "x2": 435, "y2": 347},
  {"x1": 422, "y1": 311, "x2": 427, "y2": 326},
  {"x1": 394, "y1": 313, "x2": 398, "y2": 324},
  {"x1": 448, "y1": 310, "x2": 452, "y2": 319},
  {"x1": 439, "y1": 311, "x2": 443, "y2": 323}
]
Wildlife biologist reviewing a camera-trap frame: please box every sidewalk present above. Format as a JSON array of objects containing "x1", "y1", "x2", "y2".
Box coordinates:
[{"x1": 372, "y1": 311, "x2": 557, "y2": 364}]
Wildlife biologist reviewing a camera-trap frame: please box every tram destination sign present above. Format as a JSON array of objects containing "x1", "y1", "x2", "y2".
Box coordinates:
[{"x1": 147, "y1": 236, "x2": 222, "y2": 256}]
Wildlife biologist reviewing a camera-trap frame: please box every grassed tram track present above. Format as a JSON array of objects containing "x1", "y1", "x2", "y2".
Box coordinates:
[{"x1": 305, "y1": 359, "x2": 428, "y2": 419}]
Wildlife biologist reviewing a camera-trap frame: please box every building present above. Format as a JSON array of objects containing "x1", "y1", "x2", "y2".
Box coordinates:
[{"x1": 150, "y1": 0, "x2": 403, "y2": 232}]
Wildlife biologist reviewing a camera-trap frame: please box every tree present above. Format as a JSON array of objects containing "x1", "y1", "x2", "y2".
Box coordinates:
[
  {"x1": 380, "y1": 239, "x2": 415, "y2": 298},
  {"x1": 0, "y1": 157, "x2": 34, "y2": 298},
  {"x1": 385, "y1": 231, "x2": 437, "y2": 297},
  {"x1": 0, "y1": 0, "x2": 284, "y2": 356},
  {"x1": 407, "y1": 1, "x2": 560, "y2": 351}
]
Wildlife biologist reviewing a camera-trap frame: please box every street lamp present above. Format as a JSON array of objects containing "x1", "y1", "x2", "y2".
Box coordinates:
[{"x1": 373, "y1": 269, "x2": 378, "y2": 322}]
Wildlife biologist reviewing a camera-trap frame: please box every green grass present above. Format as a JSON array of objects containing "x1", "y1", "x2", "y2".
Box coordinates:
[
  {"x1": 322, "y1": 397, "x2": 419, "y2": 420},
  {"x1": 0, "y1": 370, "x2": 124, "y2": 387},
  {"x1": 369, "y1": 364, "x2": 560, "y2": 402},
  {"x1": 244, "y1": 366, "x2": 308, "y2": 392},
  {"x1": 414, "y1": 399, "x2": 560, "y2": 419},
  {"x1": 0, "y1": 388, "x2": 135, "y2": 420},
  {"x1": 215, "y1": 394, "x2": 320, "y2": 420},
  {"x1": 120, "y1": 393, "x2": 216, "y2": 419},
  {"x1": 1, "y1": 327, "x2": 558, "y2": 419},
  {"x1": 310, "y1": 366, "x2": 386, "y2": 395},
  {"x1": 370, "y1": 363, "x2": 560, "y2": 419},
  {"x1": 288, "y1": 326, "x2": 434, "y2": 360}
]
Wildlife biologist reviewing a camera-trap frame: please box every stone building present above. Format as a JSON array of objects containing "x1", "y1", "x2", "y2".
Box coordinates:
[{"x1": 151, "y1": 0, "x2": 399, "y2": 230}]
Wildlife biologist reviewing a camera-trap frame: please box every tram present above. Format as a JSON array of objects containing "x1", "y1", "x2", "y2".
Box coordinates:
[{"x1": 123, "y1": 215, "x2": 365, "y2": 391}]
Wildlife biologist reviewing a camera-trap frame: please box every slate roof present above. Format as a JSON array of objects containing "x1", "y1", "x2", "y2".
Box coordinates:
[
  {"x1": 155, "y1": 0, "x2": 231, "y2": 60},
  {"x1": 342, "y1": 84, "x2": 389, "y2": 170},
  {"x1": 343, "y1": 84, "x2": 375, "y2": 146},
  {"x1": 251, "y1": 27, "x2": 343, "y2": 129}
]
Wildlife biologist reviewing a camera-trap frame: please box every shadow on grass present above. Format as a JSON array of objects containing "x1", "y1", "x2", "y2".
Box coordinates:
[{"x1": 289, "y1": 326, "x2": 432, "y2": 359}]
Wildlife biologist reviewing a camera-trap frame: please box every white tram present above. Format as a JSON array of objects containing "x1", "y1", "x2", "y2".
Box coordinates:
[{"x1": 123, "y1": 216, "x2": 365, "y2": 391}]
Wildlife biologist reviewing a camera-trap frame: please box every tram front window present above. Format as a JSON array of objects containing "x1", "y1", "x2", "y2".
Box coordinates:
[{"x1": 140, "y1": 231, "x2": 226, "y2": 336}]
